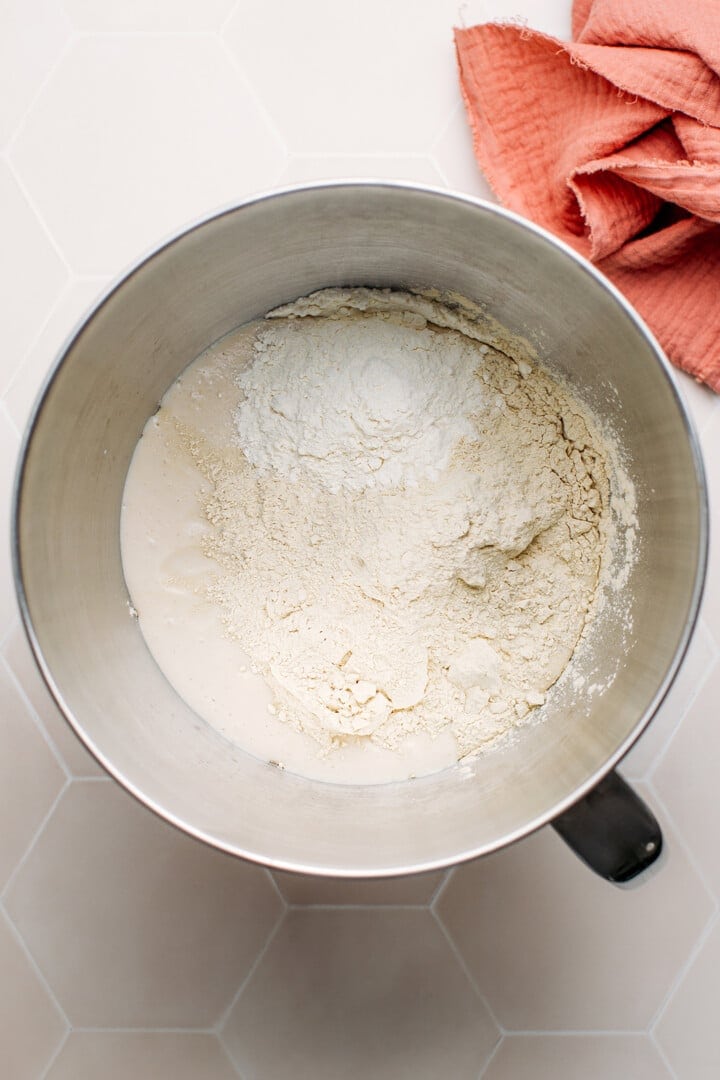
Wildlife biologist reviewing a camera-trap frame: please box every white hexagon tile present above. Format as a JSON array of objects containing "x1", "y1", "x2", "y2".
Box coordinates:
[{"x1": 1, "y1": 1, "x2": 719, "y2": 1078}]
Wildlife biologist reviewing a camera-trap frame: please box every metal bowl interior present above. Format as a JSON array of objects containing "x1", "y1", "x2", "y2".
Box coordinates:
[{"x1": 13, "y1": 182, "x2": 707, "y2": 876}]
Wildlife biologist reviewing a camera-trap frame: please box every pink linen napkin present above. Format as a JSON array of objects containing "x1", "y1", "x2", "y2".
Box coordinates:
[{"x1": 455, "y1": 0, "x2": 720, "y2": 390}]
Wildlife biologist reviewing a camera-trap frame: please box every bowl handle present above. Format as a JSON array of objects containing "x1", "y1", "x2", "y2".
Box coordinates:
[{"x1": 551, "y1": 771, "x2": 662, "y2": 885}]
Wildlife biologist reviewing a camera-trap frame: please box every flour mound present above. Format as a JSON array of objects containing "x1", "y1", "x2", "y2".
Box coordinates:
[
  {"x1": 187, "y1": 288, "x2": 619, "y2": 759},
  {"x1": 235, "y1": 313, "x2": 488, "y2": 493}
]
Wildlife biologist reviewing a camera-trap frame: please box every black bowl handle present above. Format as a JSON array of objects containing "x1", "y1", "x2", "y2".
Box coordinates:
[{"x1": 551, "y1": 770, "x2": 662, "y2": 884}]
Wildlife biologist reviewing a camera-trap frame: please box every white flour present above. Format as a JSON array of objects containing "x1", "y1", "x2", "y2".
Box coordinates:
[
  {"x1": 235, "y1": 311, "x2": 488, "y2": 493},
  {"x1": 170, "y1": 288, "x2": 621, "y2": 761}
]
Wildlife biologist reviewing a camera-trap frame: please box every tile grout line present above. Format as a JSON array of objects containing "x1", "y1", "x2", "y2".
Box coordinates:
[
  {"x1": 501, "y1": 1028, "x2": 650, "y2": 1037},
  {"x1": 284, "y1": 150, "x2": 447, "y2": 162},
  {"x1": 0, "y1": 903, "x2": 71, "y2": 1029},
  {"x1": 4, "y1": 34, "x2": 78, "y2": 157},
  {"x1": 295, "y1": 899, "x2": 436, "y2": 909},
  {"x1": 476, "y1": 1034, "x2": 504, "y2": 1079},
  {"x1": 626, "y1": 632, "x2": 720, "y2": 784},
  {"x1": 428, "y1": 99, "x2": 466, "y2": 156},
  {"x1": 0, "y1": 779, "x2": 70, "y2": 903},
  {"x1": 644, "y1": 784, "x2": 719, "y2": 1037},
  {"x1": 0, "y1": 653, "x2": 71, "y2": 782},
  {"x1": 644, "y1": 781, "x2": 720, "y2": 915},
  {"x1": 39, "y1": 1025, "x2": 71, "y2": 1080},
  {"x1": 6, "y1": 158, "x2": 74, "y2": 276},
  {"x1": 285, "y1": 901, "x2": 439, "y2": 911},
  {"x1": 431, "y1": 905, "x2": 505, "y2": 1037},
  {"x1": 0, "y1": 615, "x2": 21, "y2": 653},
  {"x1": 3, "y1": 398, "x2": 22, "y2": 439},
  {"x1": 429, "y1": 153, "x2": 455, "y2": 189},
  {"x1": 264, "y1": 868, "x2": 287, "y2": 908},
  {"x1": 218, "y1": 0, "x2": 242, "y2": 36},
  {"x1": 0, "y1": 276, "x2": 81, "y2": 405},
  {"x1": 688, "y1": 391, "x2": 720, "y2": 439},
  {"x1": 70, "y1": 1026, "x2": 217, "y2": 1034},
  {"x1": 214, "y1": 36, "x2": 288, "y2": 156},
  {"x1": 72, "y1": 29, "x2": 223, "y2": 38},
  {"x1": 39, "y1": 1026, "x2": 250, "y2": 1080},
  {"x1": 214, "y1": 909, "x2": 286, "y2": 1035},
  {"x1": 430, "y1": 863, "x2": 456, "y2": 911},
  {"x1": 646, "y1": 643, "x2": 720, "y2": 783},
  {"x1": 650, "y1": 1028, "x2": 680, "y2": 1080},
  {"x1": 269, "y1": 151, "x2": 291, "y2": 190},
  {"x1": 473, "y1": 1030, "x2": 680, "y2": 1080},
  {"x1": 5, "y1": 29, "x2": 78, "y2": 279},
  {"x1": 216, "y1": 1033, "x2": 246, "y2": 1080},
  {"x1": 701, "y1": 614, "x2": 720, "y2": 657},
  {"x1": 427, "y1": 868, "x2": 452, "y2": 907},
  {"x1": 647, "y1": 903, "x2": 719, "y2": 1035},
  {"x1": 702, "y1": 613, "x2": 720, "y2": 658}
]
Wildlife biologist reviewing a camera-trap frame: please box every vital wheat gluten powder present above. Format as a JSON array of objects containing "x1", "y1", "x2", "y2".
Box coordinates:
[{"x1": 121, "y1": 288, "x2": 636, "y2": 785}]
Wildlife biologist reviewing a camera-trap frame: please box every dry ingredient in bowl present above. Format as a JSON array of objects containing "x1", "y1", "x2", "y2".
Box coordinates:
[{"x1": 121, "y1": 288, "x2": 631, "y2": 784}]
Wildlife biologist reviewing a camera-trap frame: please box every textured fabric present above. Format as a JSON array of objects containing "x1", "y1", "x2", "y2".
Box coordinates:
[{"x1": 455, "y1": 0, "x2": 720, "y2": 390}]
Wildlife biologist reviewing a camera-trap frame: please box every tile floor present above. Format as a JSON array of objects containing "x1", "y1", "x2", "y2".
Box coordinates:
[{"x1": 1, "y1": 1, "x2": 718, "y2": 1077}]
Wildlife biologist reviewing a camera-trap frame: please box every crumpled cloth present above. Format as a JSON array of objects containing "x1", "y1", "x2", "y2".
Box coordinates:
[{"x1": 455, "y1": 0, "x2": 720, "y2": 390}]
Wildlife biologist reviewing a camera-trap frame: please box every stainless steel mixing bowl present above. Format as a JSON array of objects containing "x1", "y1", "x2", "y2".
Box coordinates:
[{"x1": 13, "y1": 182, "x2": 707, "y2": 878}]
